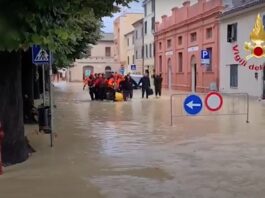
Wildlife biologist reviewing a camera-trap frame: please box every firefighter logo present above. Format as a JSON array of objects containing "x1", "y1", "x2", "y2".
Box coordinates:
[{"x1": 244, "y1": 14, "x2": 265, "y2": 60}]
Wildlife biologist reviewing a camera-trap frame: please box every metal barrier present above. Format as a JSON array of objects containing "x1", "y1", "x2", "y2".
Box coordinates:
[{"x1": 170, "y1": 92, "x2": 249, "y2": 126}]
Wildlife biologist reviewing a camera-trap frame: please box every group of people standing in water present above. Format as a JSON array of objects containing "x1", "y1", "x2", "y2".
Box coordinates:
[{"x1": 83, "y1": 71, "x2": 163, "y2": 101}]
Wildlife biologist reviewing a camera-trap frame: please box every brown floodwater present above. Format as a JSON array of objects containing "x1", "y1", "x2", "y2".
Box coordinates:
[{"x1": 1, "y1": 82, "x2": 265, "y2": 198}]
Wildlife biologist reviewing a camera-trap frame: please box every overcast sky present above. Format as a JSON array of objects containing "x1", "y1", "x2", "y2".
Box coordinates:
[{"x1": 101, "y1": 1, "x2": 144, "y2": 33}]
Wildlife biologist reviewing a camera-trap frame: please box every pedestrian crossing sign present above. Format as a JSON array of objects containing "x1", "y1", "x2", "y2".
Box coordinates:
[{"x1": 32, "y1": 45, "x2": 51, "y2": 65}]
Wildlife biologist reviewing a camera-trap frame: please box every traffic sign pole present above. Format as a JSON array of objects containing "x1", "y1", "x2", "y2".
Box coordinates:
[
  {"x1": 42, "y1": 64, "x2": 45, "y2": 106},
  {"x1": 49, "y1": 52, "x2": 53, "y2": 147}
]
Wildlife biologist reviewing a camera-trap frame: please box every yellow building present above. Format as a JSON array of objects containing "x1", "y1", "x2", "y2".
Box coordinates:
[{"x1": 113, "y1": 13, "x2": 144, "y2": 67}]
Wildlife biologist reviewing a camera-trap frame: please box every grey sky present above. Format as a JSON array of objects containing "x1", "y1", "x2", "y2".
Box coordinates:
[{"x1": 101, "y1": 1, "x2": 144, "y2": 33}]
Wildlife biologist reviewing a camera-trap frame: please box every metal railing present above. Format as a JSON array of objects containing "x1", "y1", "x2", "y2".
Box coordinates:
[{"x1": 170, "y1": 92, "x2": 250, "y2": 126}]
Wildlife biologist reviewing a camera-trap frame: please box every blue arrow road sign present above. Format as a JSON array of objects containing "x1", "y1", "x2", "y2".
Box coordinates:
[
  {"x1": 32, "y1": 45, "x2": 50, "y2": 65},
  {"x1": 183, "y1": 94, "x2": 203, "y2": 116}
]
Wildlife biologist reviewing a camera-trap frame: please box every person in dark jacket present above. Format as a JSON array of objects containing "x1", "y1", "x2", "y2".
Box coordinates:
[
  {"x1": 138, "y1": 72, "x2": 151, "y2": 99},
  {"x1": 127, "y1": 74, "x2": 137, "y2": 99},
  {"x1": 154, "y1": 73, "x2": 163, "y2": 97}
]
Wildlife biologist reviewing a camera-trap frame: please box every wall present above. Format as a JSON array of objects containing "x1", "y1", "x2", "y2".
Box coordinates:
[
  {"x1": 155, "y1": 0, "x2": 222, "y2": 92},
  {"x1": 133, "y1": 21, "x2": 144, "y2": 74},
  {"x1": 155, "y1": 0, "x2": 197, "y2": 23},
  {"x1": 220, "y1": 6, "x2": 265, "y2": 97},
  {"x1": 70, "y1": 41, "x2": 119, "y2": 82},
  {"x1": 114, "y1": 13, "x2": 144, "y2": 66}
]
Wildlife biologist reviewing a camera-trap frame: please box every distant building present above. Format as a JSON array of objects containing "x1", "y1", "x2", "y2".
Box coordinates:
[
  {"x1": 124, "y1": 30, "x2": 136, "y2": 74},
  {"x1": 143, "y1": 0, "x2": 156, "y2": 76},
  {"x1": 70, "y1": 33, "x2": 119, "y2": 82},
  {"x1": 132, "y1": 18, "x2": 144, "y2": 74},
  {"x1": 155, "y1": 0, "x2": 223, "y2": 92},
  {"x1": 113, "y1": 13, "x2": 144, "y2": 68},
  {"x1": 219, "y1": 0, "x2": 265, "y2": 98}
]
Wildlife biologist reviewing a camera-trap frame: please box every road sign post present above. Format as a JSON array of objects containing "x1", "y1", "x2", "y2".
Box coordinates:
[
  {"x1": 205, "y1": 92, "x2": 223, "y2": 112},
  {"x1": 201, "y1": 50, "x2": 210, "y2": 65},
  {"x1": 32, "y1": 45, "x2": 54, "y2": 147},
  {"x1": 183, "y1": 94, "x2": 203, "y2": 116}
]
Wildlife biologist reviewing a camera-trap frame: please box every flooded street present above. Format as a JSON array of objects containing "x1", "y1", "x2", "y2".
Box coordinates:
[{"x1": 1, "y1": 82, "x2": 265, "y2": 198}]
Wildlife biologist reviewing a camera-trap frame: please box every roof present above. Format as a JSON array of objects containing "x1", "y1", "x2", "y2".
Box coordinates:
[
  {"x1": 221, "y1": 0, "x2": 265, "y2": 18},
  {"x1": 124, "y1": 30, "x2": 134, "y2": 37},
  {"x1": 100, "y1": 33, "x2": 114, "y2": 41},
  {"x1": 132, "y1": 18, "x2": 144, "y2": 26}
]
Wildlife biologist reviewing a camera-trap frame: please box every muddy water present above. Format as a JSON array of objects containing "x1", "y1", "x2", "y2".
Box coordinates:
[{"x1": 1, "y1": 82, "x2": 265, "y2": 198}]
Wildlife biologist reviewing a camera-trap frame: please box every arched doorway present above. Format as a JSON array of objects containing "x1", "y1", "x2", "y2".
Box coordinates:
[
  {"x1": 191, "y1": 55, "x2": 197, "y2": 92},
  {"x1": 168, "y1": 58, "x2": 172, "y2": 90},
  {"x1": 83, "y1": 66, "x2": 94, "y2": 80},
  {"x1": 105, "y1": 66, "x2": 112, "y2": 72}
]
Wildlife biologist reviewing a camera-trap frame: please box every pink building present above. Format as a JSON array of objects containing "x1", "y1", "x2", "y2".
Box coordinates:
[{"x1": 154, "y1": 0, "x2": 223, "y2": 92}]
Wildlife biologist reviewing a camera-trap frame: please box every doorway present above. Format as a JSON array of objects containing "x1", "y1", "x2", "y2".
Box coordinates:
[
  {"x1": 168, "y1": 58, "x2": 172, "y2": 90},
  {"x1": 191, "y1": 55, "x2": 197, "y2": 92},
  {"x1": 83, "y1": 66, "x2": 94, "y2": 80}
]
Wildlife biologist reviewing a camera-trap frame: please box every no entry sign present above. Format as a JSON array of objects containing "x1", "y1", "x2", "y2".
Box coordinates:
[{"x1": 205, "y1": 92, "x2": 223, "y2": 112}]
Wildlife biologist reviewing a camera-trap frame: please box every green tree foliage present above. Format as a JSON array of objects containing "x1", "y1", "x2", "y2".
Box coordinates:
[{"x1": 0, "y1": 0, "x2": 137, "y2": 67}]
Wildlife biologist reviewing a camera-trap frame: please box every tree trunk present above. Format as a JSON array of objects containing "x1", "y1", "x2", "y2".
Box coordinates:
[
  {"x1": 22, "y1": 50, "x2": 34, "y2": 102},
  {"x1": 0, "y1": 51, "x2": 29, "y2": 165}
]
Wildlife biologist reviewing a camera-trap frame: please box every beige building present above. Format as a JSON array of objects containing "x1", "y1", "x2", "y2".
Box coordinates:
[
  {"x1": 124, "y1": 30, "x2": 137, "y2": 74},
  {"x1": 70, "y1": 33, "x2": 119, "y2": 82},
  {"x1": 132, "y1": 18, "x2": 144, "y2": 74},
  {"x1": 113, "y1": 13, "x2": 144, "y2": 68}
]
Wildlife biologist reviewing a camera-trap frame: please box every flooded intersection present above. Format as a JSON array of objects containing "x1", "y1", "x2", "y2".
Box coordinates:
[{"x1": 1, "y1": 82, "x2": 265, "y2": 198}]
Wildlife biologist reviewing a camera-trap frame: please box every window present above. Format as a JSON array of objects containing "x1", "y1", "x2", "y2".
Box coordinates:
[
  {"x1": 151, "y1": 17, "x2": 155, "y2": 31},
  {"x1": 230, "y1": 64, "x2": 238, "y2": 88},
  {"x1": 127, "y1": 38, "x2": 130, "y2": 46},
  {"x1": 159, "y1": 42, "x2": 162, "y2": 50},
  {"x1": 105, "y1": 47, "x2": 111, "y2": 57},
  {"x1": 178, "y1": 52, "x2": 183, "y2": 72},
  {"x1": 146, "y1": 45, "x2": 148, "y2": 58},
  {"x1": 135, "y1": 30, "x2": 138, "y2": 39},
  {"x1": 132, "y1": 35, "x2": 134, "y2": 44},
  {"x1": 178, "y1": 36, "x2": 182, "y2": 45},
  {"x1": 206, "y1": 47, "x2": 212, "y2": 71},
  {"x1": 167, "y1": 39, "x2": 172, "y2": 48},
  {"x1": 136, "y1": 50, "x2": 138, "y2": 59},
  {"x1": 133, "y1": 55, "x2": 135, "y2": 64},
  {"x1": 206, "y1": 27, "x2": 213, "y2": 39},
  {"x1": 127, "y1": 56, "x2": 130, "y2": 65},
  {"x1": 145, "y1": 21, "x2": 147, "y2": 34},
  {"x1": 144, "y1": 5, "x2": 147, "y2": 16},
  {"x1": 151, "y1": 0, "x2": 155, "y2": 13},
  {"x1": 227, "y1": 23, "x2": 237, "y2": 42},
  {"x1": 142, "y1": 46, "x2": 144, "y2": 58},
  {"x1": 149, "y1": 44, "x2": 152, "y2": 58},
  {"x1": 153, "y1": 42, "x2": 156, "y2": 55},
  {"x1": 159, "y1": 56, "x2": 162, "y2": 73},
  {"x1": 191, "y1": 32, "x2": 197, "y2": 42}
]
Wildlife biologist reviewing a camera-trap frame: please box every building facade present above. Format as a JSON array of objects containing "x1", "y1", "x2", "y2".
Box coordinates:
[
  {"x1": 155, "y1": 0, "x2": 223, "y2": 92},
  {"x1": 132, "y1": 18, "x2": 144, "y2": 74},
  {"x1": 155, "y1": 0, "x2": 197, "y2": 23},
  {"x1": 143, "y1": 0, "x2": 156, "y2": 76},
  {"x1": 219, "y1": 1, "x2": 265, "y2": 98},
  {"x1": 113, "y1": 13, "x2": 144, "y2": 67},
  {"x1": 70, "y1": 33, "x2": 119, "y2": 82},
  {"x1": 124, "y1": 30, "x2": 137, "y2": 74}
]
